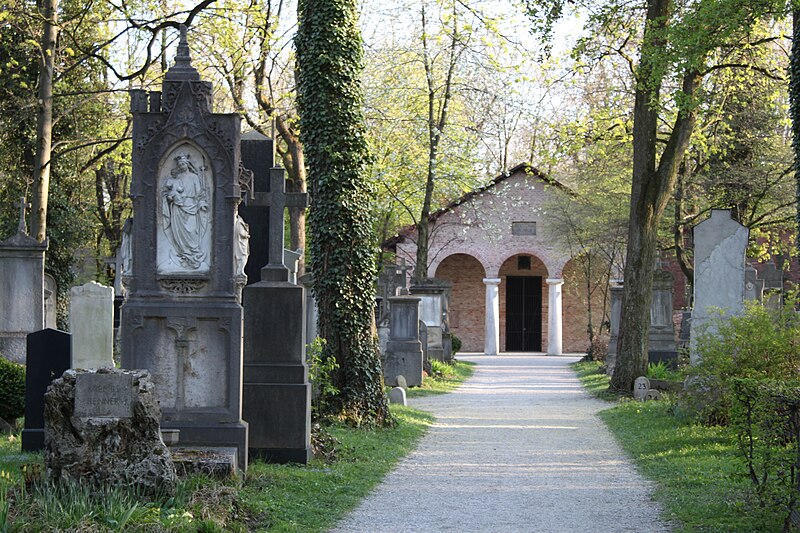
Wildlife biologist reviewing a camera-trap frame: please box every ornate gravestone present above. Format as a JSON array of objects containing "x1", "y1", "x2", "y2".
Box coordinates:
[
  {"x1": 0, "y1": 198, "x2": 47, "y2": 363},
  {"x1": 606, "y1": 281, "x2": 623, "y2": 375},
  {"x1": 383, "y1": 297, "x2": 423, "y2": 387},
  {"x1": 241, "y1": 158, "x2": 311, "y2": 463},
  {"x1": 690, "y1": 210, "x2": 748, "y2": 365},
  {"x1": 409, "y1": 279, "x2": 452, "y2": 362},
  {"x1": 120, "y1": 27, "x2": 248, "y2": 470}
]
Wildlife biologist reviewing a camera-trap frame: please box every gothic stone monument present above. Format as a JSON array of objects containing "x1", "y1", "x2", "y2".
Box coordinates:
[{"x1": 120, "y1": 27, "x2": 248, "y2": 470}]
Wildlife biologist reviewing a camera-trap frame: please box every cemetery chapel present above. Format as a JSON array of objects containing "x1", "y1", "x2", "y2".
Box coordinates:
[{"x1": 387, "y1": 163, "x2": 608, "y2": 356}]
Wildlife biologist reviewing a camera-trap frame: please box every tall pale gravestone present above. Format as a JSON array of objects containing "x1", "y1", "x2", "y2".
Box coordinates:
[
  {"x1": 120, "y1": 27, "x2": 248, "y2": 470},
  {"x1": 606, "y1": 282, "x2": 623, "y2": 375},
  {"x1": 409, "y1": 279, "x2": 451, "y2": 362},
  {"x1": 647, "y1": 268, "x2": 677, "y2": 365},
  {"x1": 0, "y1": 198, "x2": 47, "y2": 363},
  {"x1": 690, "y1": 209, "x2": 748, "y2": 364},
  {"x1": 70, "y1": 281, "x2": 114, "y2": 368}
]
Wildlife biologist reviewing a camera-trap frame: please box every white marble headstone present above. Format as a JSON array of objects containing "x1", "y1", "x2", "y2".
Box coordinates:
[
  {"x1": 70, "y1": 281, "x2": 115, "y2": 369},
  {"x1": 690, "y1": 210, "x2": 749, "y2": 364}
]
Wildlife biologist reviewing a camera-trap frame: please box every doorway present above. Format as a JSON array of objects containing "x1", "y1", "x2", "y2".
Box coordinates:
[{"x1": 505, "y1": 276, "x2": 542, "y2": 351}]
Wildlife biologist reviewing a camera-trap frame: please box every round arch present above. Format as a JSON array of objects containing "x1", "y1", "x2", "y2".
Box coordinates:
[{"x1": 434, "y1": 253, "x2": 486, "y2": 352}]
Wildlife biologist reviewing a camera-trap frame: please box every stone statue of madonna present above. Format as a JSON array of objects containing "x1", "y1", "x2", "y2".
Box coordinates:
[{"x1": 161, "y1": 152, "x2": 209, "y2": 270}]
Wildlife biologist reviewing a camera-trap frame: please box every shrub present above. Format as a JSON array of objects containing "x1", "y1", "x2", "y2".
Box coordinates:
[
  {"x1": 450, "y1": 334, "x2": 462, "y2": 355},
  {"x1": 730, "y1": 378, "x2": 800, "y2": 530},
  {"x1": 0, "y1": 356, "x2": 25, "y2": 424},
  {"x1": 684, "y1": 299, "x2": 800, "y2": 425},
  {"x1": 307, "y1": 338, "x2": 339, "y2": 420},
  {"x1": 588, "y1": 335, "x2": 608, "y2": 362}
]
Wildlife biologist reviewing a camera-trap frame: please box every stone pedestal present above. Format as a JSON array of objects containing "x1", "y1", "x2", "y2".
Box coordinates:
[
  {"x1": 409, "y1": 280, "x2": 451, "y2": 362},
  {"x1": 483, "y1": 278, "x2": 501, "y2": 355},
  {"x1": 70, "y1": 281, "x2": 114, "y2": 369},
  {"x1": 648, "y1": 270, "x2": 677, "y2": 365},
  {"x1": 690, "y1": 209, "x2": 749, "y2": 364},
  {"x1": 242, "y1": 271, "x2": 311, "y2": 464},
  {"x1": 606, "y1": 282, "x2": 623, "y2": 375},
  {"x1": 0, "y1": 231, "x2": 47, "y2": 363},
  {"x1": 299, "y1": 273, "x2": 318, "y2": 344},
  {"x1": 383, "y1": 297, "x2": 423, "y2": 387},
  {"x1": 546, "y1": 278, "x2": 563, "y2": 355}
]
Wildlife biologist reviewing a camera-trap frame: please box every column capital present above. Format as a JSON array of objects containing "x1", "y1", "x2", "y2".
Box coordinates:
[
  {"x1": 545, "y1": 278, "x2": 564, "y2": 285},
  {"x1": 483, "y1": 278, "x2": 501, "y2": 285}
]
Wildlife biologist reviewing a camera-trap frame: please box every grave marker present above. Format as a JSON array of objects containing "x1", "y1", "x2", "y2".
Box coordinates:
[{"x1": 633, "y1": 376, "x2": 651, "y2": 401}]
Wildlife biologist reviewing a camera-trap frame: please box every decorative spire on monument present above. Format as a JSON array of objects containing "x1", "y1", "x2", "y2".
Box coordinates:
[
  {"x1": 164, "y1": 24, "x2": 200, "y2": 81},
  {"x1": 17, "y1": 196, "x2": 30, "y2": 236}
]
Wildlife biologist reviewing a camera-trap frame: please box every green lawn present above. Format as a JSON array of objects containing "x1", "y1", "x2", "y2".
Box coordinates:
[{"x1": 573, "y1": 361, "x2": 784, "y2": 532}]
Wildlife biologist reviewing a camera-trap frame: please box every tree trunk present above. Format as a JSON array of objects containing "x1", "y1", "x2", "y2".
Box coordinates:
[
  {"x1": 611, "y1": 0, "x2": 701, "y2": 392},
  {"x1": 792, "y1": 6, "x2": 800, "y2": 254},
  {"x1": 297, "y1": 0, "x2": 391, "y2": 426},
  {"x1": 31, "y1": 0, "x2": 59, "y2": 242}
]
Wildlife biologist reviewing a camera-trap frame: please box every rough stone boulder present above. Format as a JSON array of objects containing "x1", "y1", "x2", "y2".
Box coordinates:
[{"x1": 44, "y1": 368, "x2": 177, "y2": 496}]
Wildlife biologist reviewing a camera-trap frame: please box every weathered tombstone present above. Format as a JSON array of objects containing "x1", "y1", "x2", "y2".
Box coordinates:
[
  {"x1": 418, "y1": 320, "x2": 429, "y2": 364},
  {"x1": 606, "y1": 281, "x2": 623, "y2": 375},
  {"x1": 376, "y1": 262, "x2": 408, "y2": 323},
  {"x1": 384, "y1": 296, "x2": 423, "y2": 387},
  {"x1": 241, "y1": 158, "x2": 311, "y2": 464},
  {"x1": 761, "y1": 261, "x2": 784, "y2": 310},
  {"x1": 120, "y1": 27, "x2": 248, "y2": 470},
  {"x1": 409, "y1": 279, "x2": 451, "y2": 362},
  {"x1": 678, "y1": 310, "x2": 691, "y2": 351},
  {"x1": 43, "y1": 274, "x2": 57, "y2": 329},
  {"x1": 690, "y1": 210, "x2": 749, "y2": 365},
  {"x1": 70, "y1": 281, "x2": 114, "y2": 369},
  {"x1": 388, "y1": 387, "x2": 407, "y2": 406},
  {"x1": 22, "y1": 329, "x2": 71, "y2": 452},
  {"x1": 396, "y1": 375, "x2": 408, "y2": 390},
  {"x1": 633, "y1": 376, "x2": 651, "y2": 401},
  {"x1": 744, "y1": 265, "x2": 763, "y2": 302},
  {"x1": 648, "y1": 269, "x2": 678, "y2": 366},
  {"x1": 44, "y1": 368, "x2": 177, "y2": 495},
  {"x1": 0, "y1": 197, "x2": 47, "y2": 363},
  {"x1": 299, "y1": 272, "x2": 318, "y2": 344},
  {"x1": 645, "y1": 389, "x2": 662, "y2": 401}
]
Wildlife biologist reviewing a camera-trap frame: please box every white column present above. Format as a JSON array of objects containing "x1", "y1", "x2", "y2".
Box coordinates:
[
  {"x1": 546, "y1": 278, "x2": 564, "y2": 356},
  {"x1": 483, "y1": 278, "x2": 501, "y2": 355}
]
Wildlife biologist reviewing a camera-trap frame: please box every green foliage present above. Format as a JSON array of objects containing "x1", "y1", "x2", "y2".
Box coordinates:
[
  {"x1": 450, "y1": 334, "x2": 462, "y2": 356},
  {"x1": 0, "y1": 357, "x2": 24, "y2": 423},
  {"x1": 571, "y1": 361, "x2": 619, "y2": 402},
  {"x1": 730, "y1": 378, "x2": 800, "y2": 529},
  {"x1": 685, "y1": 300, "x2": 800, "y2": 425},
  {"x1": 296, "y1": 0, "x2": 390, "y2": 426},
  {"x1": 406, "y1": 360, "x2": 475, "y2": 398},
  {"x1": 307, "y1": 338, "x2": 340, "y2": 419},
  {"x1": 646, "y1": 361, "x2": 681, "y2": 382}
]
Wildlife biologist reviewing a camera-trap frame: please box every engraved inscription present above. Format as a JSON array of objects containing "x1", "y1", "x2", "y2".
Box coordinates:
[{"x1": 74, "y1": 373, "x2": 135, "y2": 418}]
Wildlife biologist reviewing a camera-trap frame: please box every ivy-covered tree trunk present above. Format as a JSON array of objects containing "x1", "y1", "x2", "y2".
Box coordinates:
[
  {"x1": 792, "y1": 5, "x2": 800, "y2": 254},
  {"x1": 296, "y1": 0, "x2": 391, "y2": 426}
]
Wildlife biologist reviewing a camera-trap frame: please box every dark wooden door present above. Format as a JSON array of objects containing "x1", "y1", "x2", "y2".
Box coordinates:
[{"x1": 505, "y1": 276, "x2": 542, "y2": 351}]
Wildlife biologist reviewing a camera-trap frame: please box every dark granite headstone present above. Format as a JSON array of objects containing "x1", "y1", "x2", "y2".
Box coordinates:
[
  {"x1": 240, "y1": 132, "x2": 273, "y2": 285},
  {"x1": 22, "y1": 328, "x2": 71, "y2": 452}
]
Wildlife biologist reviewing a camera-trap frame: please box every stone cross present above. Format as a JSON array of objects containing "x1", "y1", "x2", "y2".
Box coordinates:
[
  {"x1": 17, "y1": 196, "x2": 30, "y2": 235},
  {"x1": 250, "y1": 168, "x2": 308, "y2": 281}
]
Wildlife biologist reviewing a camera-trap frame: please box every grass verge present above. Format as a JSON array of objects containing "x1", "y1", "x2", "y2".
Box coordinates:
[
  {"x1": 572, "y1": 360, "x2": 783, "y2": 532},
  {"x1": 406, "y1": 359, "x2": 475, "y2": 398},
  {"x1": 0, "y1": 406, "x2": 432, "y2": 532}
]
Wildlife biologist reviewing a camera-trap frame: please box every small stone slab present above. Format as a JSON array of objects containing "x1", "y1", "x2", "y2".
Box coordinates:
[
  {"x1": 396, "y1": 375, "x2": 408, "y2": 390},
  {"x1": 171, "y1": 446, "x2": 237, "y2": 478},
  {"x1": 388, "y1": 387, "x2": 407, "y2": 406},
  {"x1": 74, "y1": 373, "x2": 134, "y2": 418},
  {"x1": 633, "y1": 376, "x2": 651, "y2": 401},
  {"x1": 645, "y1": 389, "x2": 662, "y2": 401}
]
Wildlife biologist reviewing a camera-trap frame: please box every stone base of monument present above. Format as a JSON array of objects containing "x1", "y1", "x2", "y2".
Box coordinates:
[
  {"x1": 44, "y1": 368, "x2": 177, "y2": 496},
  {"x1": 171, "y1": 447, "x2": 237, "y2": 478},
  {"x1": 242, "y1": 277, "x2": 312, "y2": 465},
  {"x1": 648, "y1": 350, "x2": 679, "y2": 368},
  {"x1": 384, "y1": 340, "x2": 423, "y2": 387}
]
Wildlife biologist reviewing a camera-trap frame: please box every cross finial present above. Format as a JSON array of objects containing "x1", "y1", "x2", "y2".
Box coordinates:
[
  {"x1": 164, "y1": 23, "x2": 200, "y2": 81},
  {"x1": 17, "y1": 196, "x2": 30, "y2": 235}
]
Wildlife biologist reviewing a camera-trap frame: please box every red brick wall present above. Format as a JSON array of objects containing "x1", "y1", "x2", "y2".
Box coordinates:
[
  {"x1": 435, "y1": 254, "x2": 486, "y2": 352},
  {"x1": 562, "y1": 257, "x2": 610, "y2": 353}
]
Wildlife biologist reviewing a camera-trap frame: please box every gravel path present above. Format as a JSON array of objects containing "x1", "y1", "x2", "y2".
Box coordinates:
[{"x1": 330, "y1": 354, "x2": 672, "y2": 533}]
